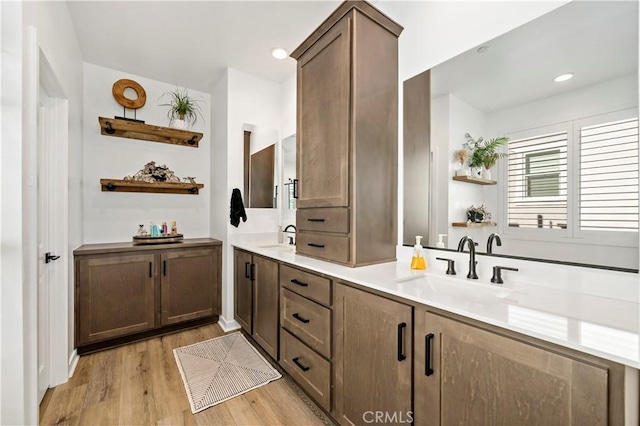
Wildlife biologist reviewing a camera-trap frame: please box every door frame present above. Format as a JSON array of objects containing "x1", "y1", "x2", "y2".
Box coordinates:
[{"x1": 26, "y1": 26, "x2": 71, "y2": 394}]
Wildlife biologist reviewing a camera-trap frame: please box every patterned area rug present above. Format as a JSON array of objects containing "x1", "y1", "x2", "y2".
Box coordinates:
[{"x1": 173, "y1": 332, "x2": 282, "y2": 413}]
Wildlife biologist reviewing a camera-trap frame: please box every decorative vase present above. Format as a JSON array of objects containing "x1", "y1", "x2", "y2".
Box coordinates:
[
  {"x1": 482, "y1": 168, "x2": 492, "y2": 180},
  {"x1": 470, "y1": 167, "x2": 482, "y2": 178},
  {"x1": 455, "y1": 168, "x2": 470, "y2": 177},
  {"x1": 171, "y1": 119, "x2": 187, "y2": 130}
]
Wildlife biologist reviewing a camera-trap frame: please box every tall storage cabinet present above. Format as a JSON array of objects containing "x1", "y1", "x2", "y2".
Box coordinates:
[{"x1": 291, "y1": 1, "x2": 403, "y2": 267}]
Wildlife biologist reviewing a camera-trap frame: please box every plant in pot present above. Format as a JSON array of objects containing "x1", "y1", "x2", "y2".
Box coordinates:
[
  {"x1": 454, "y1": 149, "x2": 470, "y2": 176},
  {"x1": 159, "y1": 88, "x2": 204, "y2": 130},
  {"x1": 464, "y1": 133, "x2": 509, "y2": 180}
]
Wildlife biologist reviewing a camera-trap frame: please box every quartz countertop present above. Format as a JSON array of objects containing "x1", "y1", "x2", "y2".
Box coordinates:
[{"x1": 232, "y1": 238, "x2": 639, "y2": 368}]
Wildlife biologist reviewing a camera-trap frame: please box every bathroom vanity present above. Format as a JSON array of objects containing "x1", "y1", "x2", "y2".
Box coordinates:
[{"x1": 232, "y1": 239, "x2": 638, "y2": 426}]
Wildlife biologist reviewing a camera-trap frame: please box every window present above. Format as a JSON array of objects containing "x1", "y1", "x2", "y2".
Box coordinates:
[
  {"x1": 504, "y1": 110, "x2": 639, "y2": 240},
  {"x1": 507, "y1": 131, "x2": 568, "y2": 229}
]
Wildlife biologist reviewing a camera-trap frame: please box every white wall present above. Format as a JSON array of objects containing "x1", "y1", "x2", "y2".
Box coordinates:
[
  {"x1": 82, "y1": 63, "x2": 211, "y2": 243},
  {"x1": 216, "y1": 68, "x2": 285, "y2": 329},
  {"x1": 1, "y1": 3, "x2": 26, "y2": 423}
]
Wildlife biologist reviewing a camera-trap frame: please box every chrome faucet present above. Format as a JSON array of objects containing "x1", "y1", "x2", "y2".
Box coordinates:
[
  {"x1": 457, "y1": 236, "x2": 478, "y2": 279},
  {"x1": 283, "y1": 224, "x2": 297, "y2": 245},
  {"x1": 487, "y1": 233, "x2": 502, "y2": 254}
]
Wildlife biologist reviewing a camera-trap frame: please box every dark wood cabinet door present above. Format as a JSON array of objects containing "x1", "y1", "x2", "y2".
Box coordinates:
[
  {"x1": 252, "y1": 255, "x2": 279, "y2": 359},
  {"x1": 334, "y1": 283, "x2": 413, "y2": 426},
  {"x1": 297, "y1": 15, "x2": 350, "y2": 208},
  {"x1": 160, "y1": 248, "x2": 218, "y2": 325},
  {"x1": 414, "y1": 311, "x2": 609, "y2": 426},
  {"x1": 234, "y1": 249, "x2": 253, "y2": 334},
  {"x1": 77, "y1": 253, "x2": 155, "y2": 345}
]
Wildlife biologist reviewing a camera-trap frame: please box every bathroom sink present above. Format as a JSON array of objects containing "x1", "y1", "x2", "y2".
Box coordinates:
[
  {"x1": 404, "y1": 273, "x2": 515, "y2": 303},
  {"x1": 256, "y1": 243, "x2": 296, "y2": 253}
]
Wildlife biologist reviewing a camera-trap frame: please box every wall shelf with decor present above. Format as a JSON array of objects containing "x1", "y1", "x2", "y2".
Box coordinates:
[
  {"x1": 452, "y1": 222, "x2": 496, "y2": 228},
  {"x1": 452, "y1": 176, "x2": 496, "y2": 185},
  {"x1": 98, "y1": 117, "x2": 203, "y2": 148},
  {"x1": 100, "y1": 179, "x2": 204, "y2": 195}
]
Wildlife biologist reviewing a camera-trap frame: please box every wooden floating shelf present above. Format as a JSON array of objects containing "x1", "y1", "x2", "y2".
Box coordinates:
[
  {"x1": 452, "y1": 222, "x2": 496, "y2": 228},
  {"x1": 100, "y1": 179, "x2": 204, "y2": 195},
  {"x1": 452, "y1": 175, "x2": 497, "y2": 185},
  {"x1": 98, "y1": 117, "x2": 203, "y2": 148}
]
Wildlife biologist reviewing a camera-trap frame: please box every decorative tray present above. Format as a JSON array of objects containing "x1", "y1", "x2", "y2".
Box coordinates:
[{"x1": 132, "y1": 234, "x2": 184, "y2": 245}]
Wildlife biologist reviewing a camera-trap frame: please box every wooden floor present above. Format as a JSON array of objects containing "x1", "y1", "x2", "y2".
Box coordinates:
[{"x1": 39, "y1": 325, "x2": 331, "y2": 425}]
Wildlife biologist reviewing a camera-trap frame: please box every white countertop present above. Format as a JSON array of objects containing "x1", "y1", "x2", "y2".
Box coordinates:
[{"x1": 232, "y1": 237, "x2": 640, "y2": 369}]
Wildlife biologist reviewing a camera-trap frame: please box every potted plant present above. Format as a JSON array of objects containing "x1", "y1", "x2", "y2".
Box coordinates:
[
  {"x1": 159, "y1": 87, "x2": 204, "y2": 129},
  {"x1": 464, "y1": 133, "x2": 509, "y2": 180}
]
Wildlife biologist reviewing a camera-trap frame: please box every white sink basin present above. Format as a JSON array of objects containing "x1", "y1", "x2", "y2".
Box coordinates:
[
  {"x1": 403, "y1": 273, "x2": 515, "y2": 303},
  {"x1": 256, "y1": 243, "x2": 296, "y2": 253}
]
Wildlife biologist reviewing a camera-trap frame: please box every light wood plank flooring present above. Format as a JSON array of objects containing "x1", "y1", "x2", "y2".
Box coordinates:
[{"x1": 40, "y1": 325, "x2": 331, "y2": 425}]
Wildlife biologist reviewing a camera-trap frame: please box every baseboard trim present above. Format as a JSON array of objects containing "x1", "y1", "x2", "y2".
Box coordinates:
[
  {"x1": 68, "y1": 349, "x2": 79, "y2": 378},
  {"x1": 218, "y1": 316, "x2": 241, "y2": 332}
]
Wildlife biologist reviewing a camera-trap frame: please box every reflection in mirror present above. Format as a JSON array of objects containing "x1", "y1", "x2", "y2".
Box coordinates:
[
  {"x1": 404, "y1": 1, "x2": 639, "y2": 269},
  {"x1": 243, "y1": 125, "x2": 278, "y2": 208},
  {"x1": 281, "y1": 134, "x2": 297, "y2": 226}
]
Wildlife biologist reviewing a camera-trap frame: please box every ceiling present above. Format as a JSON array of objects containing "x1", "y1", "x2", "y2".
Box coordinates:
[
  {"x1": 431, "y1": 1, "x2": 639, "y2": 113},
  {"x1": 67, "y1": 1, "x2": 341, "y2": 92}
]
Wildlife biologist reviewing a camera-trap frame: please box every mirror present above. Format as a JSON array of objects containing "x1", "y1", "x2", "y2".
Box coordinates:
[
  {"x1": 243, "y1": 125, "x2": 278, "y2": 208},
  {"x1": 281, "y1": 134, "x2": 297, "y2": 225},
  {"x1": 404, "y1": 1, "x2": 639, "y2": 270}
]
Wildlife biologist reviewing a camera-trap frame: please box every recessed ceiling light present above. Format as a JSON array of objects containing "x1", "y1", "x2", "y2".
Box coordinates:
[
  {"x1": 271, "y1": 48, "x2": 288, "y2": 60},
  {"x1": 554, "y1": 73, "x2": 574, "y2": 82},
  {"x1": 476, "y1": 46, "x2": 489, "y2": 54}
]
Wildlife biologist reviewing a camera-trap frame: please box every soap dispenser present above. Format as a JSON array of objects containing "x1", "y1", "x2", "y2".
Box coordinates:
[
  {"x1": 436, "y1": 234, "x2": 447, "y2": 248},
  {"x1": 411, "y1": 235, "x2": 427, "y2": 270}
]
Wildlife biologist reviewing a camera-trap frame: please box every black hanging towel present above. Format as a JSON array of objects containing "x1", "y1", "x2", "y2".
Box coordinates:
[{"x1": 230, "y1": 188, "x2": 247, "y2": 227}]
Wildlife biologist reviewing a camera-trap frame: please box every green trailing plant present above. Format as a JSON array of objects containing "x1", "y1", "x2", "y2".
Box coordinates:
[
  {"x1": 159, "y1": 87, "x2": 204, "y2": 126},
  {"x1": 464, "y1": 133, "x2": 509, "y2": 169}
]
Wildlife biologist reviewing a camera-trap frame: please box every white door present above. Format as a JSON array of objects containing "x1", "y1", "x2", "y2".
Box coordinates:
[{"x1": 37, "y1": 87, "x2": 56, "y2": 403}]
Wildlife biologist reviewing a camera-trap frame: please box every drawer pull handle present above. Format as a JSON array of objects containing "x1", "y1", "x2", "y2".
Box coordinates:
[
  {"x1": 397, "y1": 322, "x2": 407, "y2": 361},
  {"x1": 163, "y1": 260, "x2": 167, "y2": 276},
  {"x1": 290, "y1": 279, "x2": 308, "y2": 287},
  {"x1": 292, "y1": 313, "x2": 310, "y2": 324},
  {"x1": 149, "y1": 262, "x2": 153, "y2": 278},
  {"x1": 292, "y1": 357, "x2": 310, "y2": 372},
  {"x1": 307, "y1": 218, "x2": 325, "y2": 222},
  {"x1": 244, "y1": 262, "x2": 250, "y2": 279},
  {"x1": 307, "y1": 243, "x2": 325, "y2": 248},
  {"x1": 425, "y1": 333, "x2": 434, "y2": 376}
]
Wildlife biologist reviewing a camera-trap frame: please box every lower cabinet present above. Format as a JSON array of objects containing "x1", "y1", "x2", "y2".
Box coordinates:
[
  {"x1": 279, "y1": 264, "x2": 333, "y2": 412},
  {"x1": 334, "y1": 283, "x2": 413, "y2": 426},
  {"x1": 233, "y1": 248, "x2": 279, "y2": 360},
  {"x1": 76, "y1": 253, "x2": 156, "y2": 344},
  {"x1": 74, "y1": 239, "x2": 222, "y2": 352},
  {"x1": 414, "y1": 310, "x2": 612, "y2": 426}
]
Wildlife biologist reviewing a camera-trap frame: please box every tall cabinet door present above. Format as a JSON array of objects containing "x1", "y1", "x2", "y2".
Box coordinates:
[
  {"x1": 414, "y1": 311, "x2": 609, "y2": 426},
  {"x1": 234, "y1": 249, "x2": 253, "y2": 333},
  {"x1": 252, "y1": 255, "x2": 279, "y2": 359},
  {"x1": 297, "y1": 15, "x2": 351, "y2": 208},
  {"x1": 160, "y1": 248, "x2": 218, "y2": 325},
  {"x1": 77, "y1": 253, "x2": 156, "y2": 345},
  {"x1": 334, "y1": 283, "x2": 413, "y2": 426}
]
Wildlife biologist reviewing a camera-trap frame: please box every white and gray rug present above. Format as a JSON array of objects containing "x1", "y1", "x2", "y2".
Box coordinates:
[{"x1": 173, "y1": 332, "x2": 282, "y2": 414}]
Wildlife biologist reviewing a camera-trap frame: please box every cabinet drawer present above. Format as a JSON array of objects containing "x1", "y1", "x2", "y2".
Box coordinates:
[
  {"x1": 297, "y1": 208, "x2": 349, "y2": 233},
  {"x1": 296, "y1": 232, "x2": 350, "y2": 264},
  {"x1": 280, "y1": 329, "x2": 331, "y2": 412},
  {"x1": 280, "y1": 264, "x2": 331, "y2": 306},
  {"x1": 281, "y1": 288, "x2": 331, "y2": 358}
]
